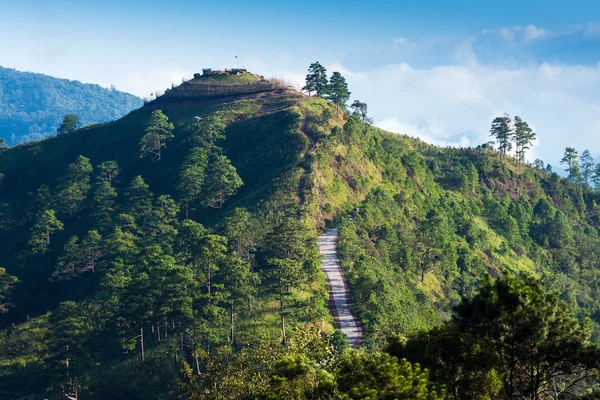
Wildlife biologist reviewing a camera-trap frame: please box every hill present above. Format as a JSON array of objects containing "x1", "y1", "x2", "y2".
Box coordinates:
[
  {"x1": 1, "y1": 70, "x2": 600, "y2": 398},
  {"x1": 0, "y1": 66, "x2": 142, "y2": 145}
]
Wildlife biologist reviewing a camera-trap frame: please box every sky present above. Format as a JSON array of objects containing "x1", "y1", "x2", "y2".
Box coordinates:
[{"x1": 2, "y1": 0, "x2": 600, "y2": 168}]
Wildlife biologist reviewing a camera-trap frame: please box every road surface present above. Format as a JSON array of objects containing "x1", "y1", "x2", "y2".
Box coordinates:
[{"x1": 318, "y1": 229, "x2": 363, "y2": 347}]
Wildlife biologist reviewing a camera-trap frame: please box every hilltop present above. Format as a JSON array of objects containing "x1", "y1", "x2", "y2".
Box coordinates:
[
  {"x1": 1, "y1": 68, "x2": 600, "y2": 398},
  {"x1": 0, "y1": 66, "x2": 142, "y2": 145}
]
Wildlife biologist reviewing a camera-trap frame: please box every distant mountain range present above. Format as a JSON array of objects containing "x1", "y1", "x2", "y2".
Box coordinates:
[{"x1": 0, "y1": 66, "x2": 142, "y2": 145}]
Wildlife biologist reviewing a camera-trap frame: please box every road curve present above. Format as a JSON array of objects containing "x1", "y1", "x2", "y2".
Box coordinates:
[{"x1": 318, "y1": 229, "x2": 364, "y2": 347}]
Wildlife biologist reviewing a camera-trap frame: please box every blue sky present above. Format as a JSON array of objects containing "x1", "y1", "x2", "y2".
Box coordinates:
[{"x1": 2, "y1": 0, "x2": 600, "y2": 168}]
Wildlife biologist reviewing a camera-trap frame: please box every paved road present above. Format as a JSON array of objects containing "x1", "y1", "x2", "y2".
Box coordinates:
[{"x1": 318, "y1": 229, "x2": 363, "y2": 348}]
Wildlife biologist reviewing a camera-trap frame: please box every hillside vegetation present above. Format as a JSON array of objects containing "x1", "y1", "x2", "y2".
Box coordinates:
[
  {"x1": 0, "y1": 66, "x2": 142, "y2": 145},
  {"x1": 0, "y1": 67, "x2": 600, "y2": 398}
]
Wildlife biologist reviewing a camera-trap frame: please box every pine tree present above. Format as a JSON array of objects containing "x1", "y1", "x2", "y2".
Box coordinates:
[
  {"x1": 264, "y1": 215, "x2": 312, "y2": 345},
  {"x1": 513, "y1": 116, "x2": 535, "y2": 170},
  {"x1": 57, "y1": 114, "x2": 81, "y2": 135},
  {"x1": 580, "y1": 149, "x2": 594, "y2": 187},
  {"x1": 124, "y1": 175, "x2": 153, "y2": 220},
  {"x1": 302, "y1": 62, "x2": 329, "y2": 97},
  {"x1": 91, "y1": 161, "x2": 119, "y2": 228},
  {"x1": 29, "y1": 209, "x2": 64, "y2": 271},
  {"x1": 177, "y1": 147, "x2": 209, "y2": 219},
  {"x1": 328, "y1": 72, "x2": 351, "y2": 113},
  {"x1": 351, "y1": 100, "x2": 373, "y2": 134},
  {"x1": 139, "y1": 110, "x2": 174, "y2": 161},
  {"x1": 219, "y1": 256, "x2": 259, "y2": 345},
  {"x1": 57, "y1": 155, "x2": 93, "y2": 217},
  {"x1": 560, "y1": 147, "x2": 581, "y2": 184},
  {"x1": 0, "y1": 267, "x2": 17, "y2": 313},
  {"x1": 201, "y1": 152, "x2": 243, "y2": 216},
  {"x1": 592, "y1": 163, "x2": 600, "y2": 190},
  {"x1": 489, "y1": 115, "x2": 512, "y2": 162}
]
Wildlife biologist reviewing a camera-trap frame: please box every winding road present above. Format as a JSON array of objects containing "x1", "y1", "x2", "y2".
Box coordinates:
[{"x1": 318, "y1": 229, "x2": 364, "y2": 347}]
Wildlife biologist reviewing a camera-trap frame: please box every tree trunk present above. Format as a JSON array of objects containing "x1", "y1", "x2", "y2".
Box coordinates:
[
  {"x1": 280, "y1": 291, "x2": 286, "y2": 345},
  {"x1": 230, "y1": 304, "x2": 235, "y2": 345},
  {"x1": 140, "y1": 327, "x2": 145, "y2": 363},
  {"x1": 157, "y1": 324, "x2": 161, "y2": 342},
  {"x1": 193, "y1": 327, "x2": 201, "y2": 375},
  {"x1": 185, "y1": 203, "x2": 189, "y2": 219},
  {"x1": 208, "y1": 265, "x2": 212, "y2": 304}
]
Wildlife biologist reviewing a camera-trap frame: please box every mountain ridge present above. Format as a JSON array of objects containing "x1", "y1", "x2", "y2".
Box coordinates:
[
  {"x1": 0, "y1": 66, "x2": 142, "y2": 145},
  {"x1": 1, "y1": 80, "x2": 599, "y2": 398}
]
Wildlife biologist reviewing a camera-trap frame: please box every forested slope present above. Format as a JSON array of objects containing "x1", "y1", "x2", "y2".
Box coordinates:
[
  {"x1": 0, "y1": 82, "x2": 599, "y2": 398},
  {"x1": 0, "y1": 66, "x2": 142, "y2": 145}
]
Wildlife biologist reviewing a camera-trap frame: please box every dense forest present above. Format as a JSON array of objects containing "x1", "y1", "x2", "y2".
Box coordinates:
[
  {"x1": 0, "y1": 66, "x2": 142, "y2": 145},
  {"x1": 1, "y1": 63, "x2": 600, "y2": 398}
]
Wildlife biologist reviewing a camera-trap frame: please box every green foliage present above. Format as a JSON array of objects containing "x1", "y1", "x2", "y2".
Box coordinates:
[
  {"x1": 57, "y1": 113, "x2": 81, "y2": 135},
  {"x1": 303, "y1": 62, "x2": 329, "y2": 98},
  {"x1": 0, "y1": 66, "x2": 141, "y2": 145},
  {"x1": 200, "y1": 151, "x2": 243, "y2": 212},
  {"x1": 3, "y1": 72, "x2": 600, "y2": 398},
  {"x1": 336, "y1": 350, "x2": 444, "y2": 399},
  {"x1": 328, "y1": 72, "x2": 351, "y2": 113},
  {"x1": 28, "y1": 209, "x2": 64, "y2": 255},
  {"x1": 513, "y1": 116, "x2": 535, "y2": 169},
  {"x1": 489, "y1": 114, "x2": 512, "y2": 161},
  {"x1": 391, "y1": 275, "x2": 600, "y2": 399},
  {"x1": 561, "y1": 147, "x2": 582, "y2": 184},
  {"x1": 581, "y1": 149, "x2": 595, "y2": 187},
  {"x1": 0, "y1": 268, "x2": 17, "y2": 313},
  {"x1": 139, "y1": 110, "x2": 174, "y2": 161}
]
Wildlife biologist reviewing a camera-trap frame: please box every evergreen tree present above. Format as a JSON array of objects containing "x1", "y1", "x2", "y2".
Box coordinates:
[
  {"x1": 53, "y1": 231, "x2": 104, "y2": 281},
  {"x1": 201, "y1": 153, "x2": 243, "y2": 215},
  {"x1": 264, "y1": 215, "x2": 312, "y2": 345},
  {"x1": 222, "y1": 208, "x2": 255, "y2": 262},
  {"x1": 57, "y1": 155, "x2": 93, "y2": 217},
  {"x1": 0, "y1": 268, "x2": 17, "y2": 313},
  {"x1": 533, "y1": 158, "x2": 545, "y2": 169},
  {"x1": 580, "y1": 149, "x2": 594, "y2": 187},
  {"x1": 560, "y1": 147, "x2": 581, "y2": 184},
  {"x1": 392, "y1": 275, "x2": 600, "y2": 399},
  {"x1": 139, "y1": 110, "x2": 174, "y2": 161},
  {"x1": 513, "y1": 116, "x2": 535, "y2": 170},
  {"x1": 190, "y1": 114, "x2": 226, "y2": 146},
  {"x1": 592, "y1": 163, "x2": 600, "y2": 190},
  {"x1": 124, "y1": 175, "x2": 153, "y2": 220},
  {"x1": 328, "y1": 72, "x2": 351, "y2": 113},
  {"x1": 302, "y1": 62, "x2": 329, "y2": 97},
  {"x1": 177, "y1": 147, "x2": 209, "y2": 218},
  {"x1": 489, "y1": 114, "x2": 512, "y2": 162},
  {"x1": 47, "y1": 301, "x2": 91, "y2": 400},
  {"x1": 350, "y1": 100, "x2": 373, "y2": 134},
  {"x1": 219, "y1": 256, "x2": 259, "y2": 345},
  {"x1": 57, "y1": 114, "x2": 81, "y2": 135},
  {"x1": 29, "y1": 209, "x2": 64, "y2": 256},
  {"x1": 91, "y1": 161, "x2": 119, "y2": 228},
  {"x1": 336, "y1": 350, "x2": 444, "y2": 400}
]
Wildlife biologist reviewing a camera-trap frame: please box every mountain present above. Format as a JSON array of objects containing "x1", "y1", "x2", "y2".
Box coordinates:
[
  {"x1": 0, "y1": 66, "x2": 142, "y2": 145},
  {"x1": 0, "y1": 69, "x2": 599, "y2": 398}
]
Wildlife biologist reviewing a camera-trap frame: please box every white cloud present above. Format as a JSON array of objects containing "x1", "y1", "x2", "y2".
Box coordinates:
[
  {"x1": 524, "y1": 24, "x2": 547, "y2": 41},
  {"x1": 392, "y1": 37, "x2": 416, "y2": 48},
  {"x1": 484, "y1": 24, "x2": 547, "y2": 42},
  {"x1": 331, "y1": 59, "x2": 600, "y2": 168}
]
